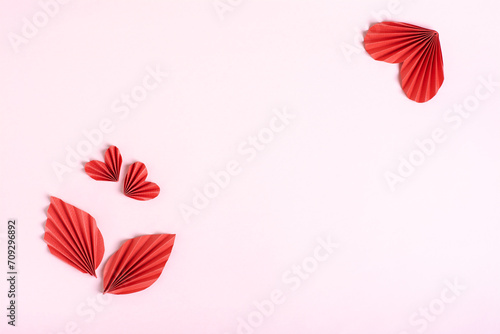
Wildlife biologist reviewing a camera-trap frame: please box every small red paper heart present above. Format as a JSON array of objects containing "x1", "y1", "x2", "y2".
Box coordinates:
[
  {"x1": 123, "y1": 162, "x2": 160, "y2": 201},
  {"x1": 85, "y1": 146, "x2": 122, "y2": 181},
  {"x1": 364, "y1": 22, "x2": 444, "y2": 103}
]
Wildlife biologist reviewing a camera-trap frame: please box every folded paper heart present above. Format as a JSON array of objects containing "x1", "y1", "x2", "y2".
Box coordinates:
[
  {"x1": 85, "y1": 146, "x2": 122, "y2": 181},
  {"x1": 364, "y1": 22, "x2": 444, "y2": 103},
  {"x1": 124, "y1": 162, "x2": 160, "y2": 201}
]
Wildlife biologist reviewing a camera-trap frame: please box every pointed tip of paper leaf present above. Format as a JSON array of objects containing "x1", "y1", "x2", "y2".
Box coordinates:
[
  {"x1": 44, "y1": 197, "x2": 105, "y2": 277},
  {"x1": 102, "y1": 234, "x2": 175, "y2": 295},
  {"x1": 364, "y1": 21, "x2": 444, "y2": 103}
]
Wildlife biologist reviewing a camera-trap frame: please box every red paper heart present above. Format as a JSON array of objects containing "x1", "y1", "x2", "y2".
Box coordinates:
[
  {"x1": 85, "y1": 146, "x2": 122, "y2": 181},
  {"x1": 364, "y1": 22, "x2": 444, "y2": 103},
  {"x1": 123, "y1": 162, "x2": 160, "y2": 201}
]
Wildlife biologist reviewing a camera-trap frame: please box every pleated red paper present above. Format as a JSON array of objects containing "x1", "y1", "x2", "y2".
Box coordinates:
[
  {"x1": 102, "y1": 234, "x2": 176, "y2": 294},
  {"x1": 44, "y1": 196, "x2": 105, "y2": 277},
  {"x1": 85, "y1": 145, "x2": 122, "y2": 181},
  {"x1": 123, "y1": 162, "x2": 160, "y2": 201},
  {"x1": 364, "y1": 22, "x2": 444, "y2": 103}
]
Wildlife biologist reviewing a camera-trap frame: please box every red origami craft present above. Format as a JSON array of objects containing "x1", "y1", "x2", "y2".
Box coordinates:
[
  {"x1": 44, "y1": 196, "x2": 105, "y2": 277},
  {"x1": 85, "y1": 145, "x2": 122, "y2": 182},
  {"x1": 364, "y1": 22, "x2": 444, "y2": 103},
  {"x1": 102, "y1": 234, "x2": 176, "y2": 294},
  {"x1": 123, "y1": 162, "x2": 160, "y2": 201}
]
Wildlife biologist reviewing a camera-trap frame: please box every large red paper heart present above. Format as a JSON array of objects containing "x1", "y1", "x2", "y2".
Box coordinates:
[
  {"x1": 123, "y1": 162, "x2": 160, "y2": 201},
  {"x1": 364, "y1": 22, "x2": 444, "y2": 103},
  {"x1": 85, "y1": 145, "x2": 122, "y2": 181}
]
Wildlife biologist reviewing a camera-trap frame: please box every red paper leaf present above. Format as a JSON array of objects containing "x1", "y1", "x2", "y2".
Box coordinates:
[
  {"x1": 85, "y1": 145, "x2": 122, "y2": 181},
  {"x1": 102, "y1": 234, "x2": 176, "y2": 294},
  {"x1": 123, "y1": 162, "x2": 160, "y2": 201},
  {"x1": 364, "y1": 22, "x2": 444, "y2": 103},
  {"x1": 44, "y1": 196, "x2": 105, "y2": 277}
]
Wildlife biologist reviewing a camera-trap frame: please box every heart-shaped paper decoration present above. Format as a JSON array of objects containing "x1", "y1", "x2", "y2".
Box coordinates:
[
  {"x1": 364, "y1": 22, "x2": 444, "y2": 103},
  {"x1": 123, "y1": 162, "x2": 160, "y2": 201},
  {"x1": 85, "y1": 146, "x2": 122, "y2": 181}
]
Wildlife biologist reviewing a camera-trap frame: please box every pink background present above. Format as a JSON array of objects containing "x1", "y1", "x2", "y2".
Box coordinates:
[{"x1": 1, "y1": 0, "x2": 500, "y2": 333}]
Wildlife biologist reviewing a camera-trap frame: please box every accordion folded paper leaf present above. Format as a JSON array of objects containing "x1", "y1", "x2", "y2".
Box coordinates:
[
  {"x1": 102, "y1": 234, "x2": 176, "y2": 294},
  {"x1": 44, "y1": 196, "x2": 105, "y2": 277},
  {"x1": 85, "y1": 145, "x2": 122, "y2": 182},
  {"x1": 123, "y1": 162, "x2": 160, "y2": 201},
  {"x1": 364, "y1": 22, "x2": 444, "y2": 103}
]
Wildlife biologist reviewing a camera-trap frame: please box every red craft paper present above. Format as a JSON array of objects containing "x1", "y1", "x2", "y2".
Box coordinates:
[
  {"x1": 85, "y1": 145, "x2": 122, "y2": 181},
  {"x1": 364, "y1": 22, "x2": 444, "y2": 103},
  {"x1": 123, "y1": 162, "x2": 160, "y2": 201},
  {"x1": 44, "y1": 196, "x2": 105, "y2": 277},
  {"x1": 102, "y1": 234, "x2": 176, "y2": 294}
]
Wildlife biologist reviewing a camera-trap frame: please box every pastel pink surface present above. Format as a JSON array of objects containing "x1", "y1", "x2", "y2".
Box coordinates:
[{"x1": 1, "y1": 1, "x2": 499, "y2": 333}]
